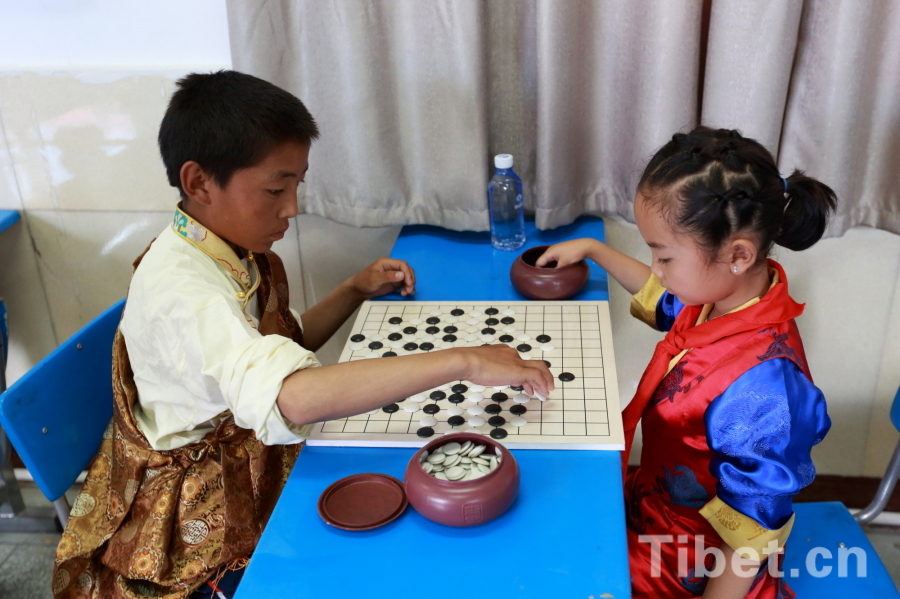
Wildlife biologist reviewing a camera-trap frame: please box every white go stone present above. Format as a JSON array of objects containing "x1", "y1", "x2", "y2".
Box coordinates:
[
  {"x1": 429, "y1": 309, "x2": 442, "y2": 316},
  {"x1": 464, "y1": 428, "x2": 482, "y2": 434},
  {"x1": 503, "y1": 325, "x2": 517, "y2": 333},
  {"x1": 493, "y1": 385, "x2": 507, "y2": 391},
  {"x1": 391, "y1": 341, "x2": 405, "y2": 349},
  {"x1": 467, "y1": 405, "x2": 484, "y2": 416},
  {"x1": 403, "y1": 334, "x2": 416, "y2": 342},
  {"x1": 366, "y1": 409, "x2": 380, "y2": 415},
  {"x1": 371, "y1": 334, "x2": 384, "y2": 341},
  {"x1": 512, "y1": 393, "x2": 530, "y2": 404},
  {"x1": 440, "y1": 341, "x2": 454, "y2": 349},
  {"x1": 502, "y1": 308, "x2": 516, "y2": 315},
  {"x1": 466, "y1": 318, "x2": 479, "y2": 325},
  {"x1": 403, "y1": 403, "x2": 419, "y2": 413},
  {"x1": 420, "y1": 415, "x2": 438, "y2": 427},
  {"x1": 468, "y1": 416, "x2": 486, "y2": 427},
  {"x1": 519, "y1": 353, "x2": 531, "y2": 360},
  {"x1": 427, "y1": 453, "x2": 446, "y2": 464},
  {"x1": 388, "y1": 325, "x2": 401, "y2": 333},
  {"x1": 443, "y1": 441, "x2": 462, "y2": 454},
  {"x1": 350, "y1": 343, "x2": 365, "y2": 351},
  {"x1": 420, "y1": 334, "x2": 435, "y2": 342},
  {"x1": 535, "y1": 391, "x2": 548, "y2": 401},
  {"x1": 470, "y1": 310, "x2": 483, "y2": 317},
  {"x1": 422, "y1": 462, "x2": 434, "y2": 474},
  {"x1": 467, "y1": 392, "x2": 485, "y2": 402},
  {"x1": 447, "y1": 406, "x2": 463, "y2": 417},
  {"x1": 481, "y1": 335, "x2": 496, "y2": 343},
  {"x1": 517, "y1": 334, "x2": 531, "y2": 341},
  {"x1": 465, "y1": 334, "x2": 478, "y2": 342},
  {"x1": 409, "y1": 393, "x2": 427, "y2": 402},
  {"x1": 510, "y1": 416, "x2": 528, "y2": 427},
  {"x1": 366, "y1": 352, "x2": 380, "y2": 359},
  {"x1": 434, "y1": 472, "x2": 448, "y2": 480},
  {"x1": 468, "y1": 444, "x2": 486, "y2": 458},
  {"x1": 438, "y1": 383, "x2": 452, "y2": 391},
  {"x1": 460, "y1": 440, "x2": 473, "y2": 452},
  {"x1": 446, "y1": 466, "x2": 466, "y2": 480},
  {"x1": 540, "y1": 343, "x2": 555, "y2": 352},
  {"x1": 469, "y1": 385, "x2": 486, "y2": 393},
  {"x1": 444, "y1": 316, "x2": 459, "y2": 323},
  {"x1": 409, "y1": 318, "x2": 423, "y2": 325}
]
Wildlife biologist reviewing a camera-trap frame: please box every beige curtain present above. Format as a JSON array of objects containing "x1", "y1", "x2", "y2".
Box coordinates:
[{"x1": 227, "y1": 0, "x2": 900, "y2": 236}]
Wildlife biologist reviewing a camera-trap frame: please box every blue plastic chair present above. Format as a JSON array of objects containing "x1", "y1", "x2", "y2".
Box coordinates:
[
  {"x1": 785, "y1": 385, "x2": 900, "y2": 596},
  {"x1": 0, "y1": 299, "x2": 124, "y2": 527}
]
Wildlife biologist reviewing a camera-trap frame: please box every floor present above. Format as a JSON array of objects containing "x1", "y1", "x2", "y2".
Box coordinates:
[{"x1": 2, "y1": 483, "x2": 900, "y2": 598}]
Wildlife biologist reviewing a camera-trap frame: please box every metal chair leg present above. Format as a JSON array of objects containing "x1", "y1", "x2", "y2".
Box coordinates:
[
  {"x1": 53, "y1": 495, "x2": 70, "y2": 529},
  {"x1": 855, "y1": 439, "x2": 900, "y2": 525}
]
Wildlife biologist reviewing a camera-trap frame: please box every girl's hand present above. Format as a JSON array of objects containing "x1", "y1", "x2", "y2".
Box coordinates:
[
  {"x1": 535, "y1": 238, "x2": 600, "y2": 268},
  {"x1": 459, "y1": 345, "x2": 555, "y2": 397},
  {"x1": 350, "y1": 258, "x2": 416, "y2": 298}
]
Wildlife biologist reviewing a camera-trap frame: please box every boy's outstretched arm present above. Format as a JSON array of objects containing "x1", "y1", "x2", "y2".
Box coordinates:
[
  {"x1": 300, "y1": 257, "x2": 416, "y2": 351},
  {"x1": 536, "y1": 238, "x2": 651, "y2": 295},
  {"x1": 277, "y1": 344, "x2": 554, "y2": 426}
]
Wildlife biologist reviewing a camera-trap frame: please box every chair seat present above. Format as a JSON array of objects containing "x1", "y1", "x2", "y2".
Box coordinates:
[{"x1": 783, "y1": 502, "x2": 899, "y2": 597}]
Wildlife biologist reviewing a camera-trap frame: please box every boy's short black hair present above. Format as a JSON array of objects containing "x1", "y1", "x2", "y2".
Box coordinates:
[{"x1": 158, "y1": 70, "x2": 319, "y2": 196}]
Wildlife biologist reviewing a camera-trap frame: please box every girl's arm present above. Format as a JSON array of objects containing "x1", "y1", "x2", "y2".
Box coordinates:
[
  {"x1": 702, "y1": 544, "x2": 761, "y2": 599},
  {"x1": 536, "y1": 238, "x2": 651, "y2": 295}
]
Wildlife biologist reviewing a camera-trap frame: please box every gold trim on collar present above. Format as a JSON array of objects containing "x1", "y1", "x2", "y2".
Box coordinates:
[{"x1": 172, "y1": 206, "x2": 260, "y2": 310}]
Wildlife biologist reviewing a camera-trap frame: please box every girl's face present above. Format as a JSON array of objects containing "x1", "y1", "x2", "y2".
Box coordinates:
[{"x1": 633, "y1": 192, "x2": 737, "y2": 306}]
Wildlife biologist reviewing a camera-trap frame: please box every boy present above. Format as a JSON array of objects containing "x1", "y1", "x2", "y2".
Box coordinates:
[{"x1": 52, "y1": 71, "x2": 553, "y2": 599}]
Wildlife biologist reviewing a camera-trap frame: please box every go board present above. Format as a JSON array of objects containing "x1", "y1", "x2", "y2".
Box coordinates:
[{"x1": 306, "y1": 301, "x2": 624, "y2": 450}]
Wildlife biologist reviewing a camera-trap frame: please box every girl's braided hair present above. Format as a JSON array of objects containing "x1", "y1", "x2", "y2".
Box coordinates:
[{"x1": 638, "y1": 127, "x2": 837, "y2": 262}]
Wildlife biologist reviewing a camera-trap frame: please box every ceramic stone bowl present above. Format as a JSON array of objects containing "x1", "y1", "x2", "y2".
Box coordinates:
[
  {"x1": 510, "y1": 245, "x2": 589, "y2": 300},
  {"x1": 404, "y1": 432, "x2": 519, "y2": 527}
]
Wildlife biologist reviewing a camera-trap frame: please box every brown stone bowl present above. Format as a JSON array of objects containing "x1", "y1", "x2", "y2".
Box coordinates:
[
  {"x1": 510, "y1": 245, "x2": 589, "y2": 300},
  {"x1": 404, "y1": 433, "x2": 519, "y2": 527}
]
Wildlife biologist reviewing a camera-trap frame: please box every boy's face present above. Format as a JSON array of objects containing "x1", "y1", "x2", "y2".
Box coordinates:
[{"x1": 206, "y1": 141, "x2": 310, "y2": 253}]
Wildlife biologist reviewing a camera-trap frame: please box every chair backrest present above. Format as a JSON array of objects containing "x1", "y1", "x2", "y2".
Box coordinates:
[{"x1": 0, "y1": 299, "x2": 124, "y2": 501}]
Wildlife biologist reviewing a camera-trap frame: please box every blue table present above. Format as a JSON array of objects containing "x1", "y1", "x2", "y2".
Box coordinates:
[{"x1": 235, "y1": 217, "x2": 631, "y2": 599}]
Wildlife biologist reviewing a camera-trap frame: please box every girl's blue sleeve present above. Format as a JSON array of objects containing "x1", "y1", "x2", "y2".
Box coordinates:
[
  {"x1": 704, "y1": 358, "x2": 831, "y2": 530},
  {"x1": 630, "y1": 274, "x2": 685, "y2": 331}
]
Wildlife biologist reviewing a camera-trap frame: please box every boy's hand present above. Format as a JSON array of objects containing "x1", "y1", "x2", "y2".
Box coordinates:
[
  {"x1": 351, "y1": 258, "x2": 416, "y2": 298},
  {"x1": 459, "y1": 345, "x2": 555, "y2": 397},
  {"x1": 535, "y1": 238, "x2": 600, "y2": 268}
]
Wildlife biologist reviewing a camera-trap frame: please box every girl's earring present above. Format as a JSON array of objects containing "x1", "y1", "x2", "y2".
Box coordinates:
[{"x1": 732, "y1": 265, "x2": 738, "y2": 274}]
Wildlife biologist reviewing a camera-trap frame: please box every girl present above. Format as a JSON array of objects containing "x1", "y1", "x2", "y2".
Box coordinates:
[{"x1": 538, "y1": 127, "x2": 834, "y2": 599}]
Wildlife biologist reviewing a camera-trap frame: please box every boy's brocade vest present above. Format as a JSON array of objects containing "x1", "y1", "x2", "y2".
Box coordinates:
[
  {"x1": 624, "y1": 260, "x2": 810, "y2": 598},
  {"x1": 52, "y1": 244, "x2": 305, "y2": 599}
]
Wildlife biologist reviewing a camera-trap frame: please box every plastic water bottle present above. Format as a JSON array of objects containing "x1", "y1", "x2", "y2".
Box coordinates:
[{"x1": 488, "y1": 154, "x2": 526, "y2": 251}]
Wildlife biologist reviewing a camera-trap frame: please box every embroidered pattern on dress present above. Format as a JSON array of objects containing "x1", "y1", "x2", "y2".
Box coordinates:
[
  {"x1": 649, "y1": 361, "x2": 688, "y2": 407},
  {"x1": 656, "y1": 463, "x2": 709, "y2": 508},
  {"x1": 757, "y1": 331, "x2": 801, "y2": 366}
]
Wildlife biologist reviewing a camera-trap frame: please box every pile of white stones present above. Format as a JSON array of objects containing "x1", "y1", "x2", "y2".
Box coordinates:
[{"x1": 420, "y1": 440, "x2": 501, "y2": 481}]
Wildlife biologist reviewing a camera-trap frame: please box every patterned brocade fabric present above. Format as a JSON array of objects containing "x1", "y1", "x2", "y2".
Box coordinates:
[
  {"x1": 52, "y1": 238, "x2": 307, "y2": 598},
  {"x1": 630, "y1": 274, "x2": 667, "y2": 329},
  {"x1": 700, "y1": 498, "x2": 795, "y2": 560}
]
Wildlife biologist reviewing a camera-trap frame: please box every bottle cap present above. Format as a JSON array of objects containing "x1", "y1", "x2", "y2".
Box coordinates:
[{"x1": 494, "y1": 154, "x2": 513, "y2": 169}]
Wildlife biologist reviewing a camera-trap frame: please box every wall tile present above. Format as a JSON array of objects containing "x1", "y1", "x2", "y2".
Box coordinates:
[
  {"x1": 0, "y1": 72, "x2": 181, "y2": 212},
  {"x1": 26, "y1": 210, "x2": 171, "y2": 342},
  {"x1": 0, "y1": 218, "x2": 57, "y2": 385}
]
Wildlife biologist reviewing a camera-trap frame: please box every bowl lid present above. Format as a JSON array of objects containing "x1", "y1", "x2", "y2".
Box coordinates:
[{"x1": 317, "y1": 473, "x2": 408, "y2": 531}]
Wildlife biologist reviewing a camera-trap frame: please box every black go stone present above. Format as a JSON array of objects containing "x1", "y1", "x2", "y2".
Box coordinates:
[
  {"x1": 484, "y1": 404, "x2": 502, "y2": 415},
  {"x1": 403, "y1": 326, "x2": 417, "y2": 335},
  {"x1": 490, "y1": 428, "x2": 508, "y2": 440},
  {"x1": 491, "y1": 392, "x2": 509, "y2": 403},
  {"x1": 559, "y1": 372, "x2": 576, "y2": 382},
  {"x1": 499, "y1": 335, "x2": 514, "y2": 343},
  {"x1": 481, "y1": 327, "x2": 496, "y2": 335},
  {"x1": 448, "y1": 393, "x2": 465, "y2": 404},
  {"x1": 425, "y1": 326, "x2": 440, "y2": 334},
  {"x1": 368, "y1": 341, "x2": 384, "y2": 350},
  {"x1": 510, "y1": 404, "x2": 527, "y2": 416},
  {"x1": 423, "y1": 404, "x2": 440, "y2": 415},
  {"x1": 382, "y1": 403, "x2": 400, "y2": 413},
  {"x1": 382, "y1": 351, "x2": 398, "y2": 357},
  {"x1": 516, "y1": 344, "x2": 532, "y2": 353},
  {"x1": 417, "y1": 427, "x2": 435, "y2": 438},
  {"x1": 419, "y1": 342, "x2": 435, "y2": 351},
  {"x1": 543, "y1": 360, "x2": 552, "y2": 368},
  {"x1": 404, "y1": 342, "x2": 419, "y2": 351},
  {"x1": 501, "y1": 316, "x2": 515, "y2": 325},
  {"x1": 443, "y1": 325, "x2": 458, "y2": 334},
  {"x1": 510, "y1": 385, "x2": 524, "y2": 392},
  {"x1": 388, "y1": 317, "x2": 403, "y2": 324},
  {"x1": 485, "y1": 308, "x2": 499, "y2": 315},
  {"x1": 488, "y1": 415, "x2": 506, "y2": 427},
  {"x1": 426, "y1": 317, "x2": 441, "y2": 324},
  {"x1": 388, "y1": 332, "x2": 403, "y2": 341},
  {"x1": 536, "y1": 334, "x2": 551, "y2": 343},
  {"x1": 430, "y1": 390, "x2": 447, "y2": 401},
  {"x1": 450, "y1": 309, "x2": 465, "y2": 316},
  {"x1": 447, "y1": 415, "x2": 465, "y2": 427},
  {"x1": 485, "y1": 318, "x2": 499, "y2": 326},
  {"x1": 350, "y1": 334, "x2": 365, "y2": 342},
  {"x1": 451, "y1": 383, "x2": 468, "y2": 394},
  {"x1": 442, "y1": 334, "x2": 457, "y2": 342}
]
